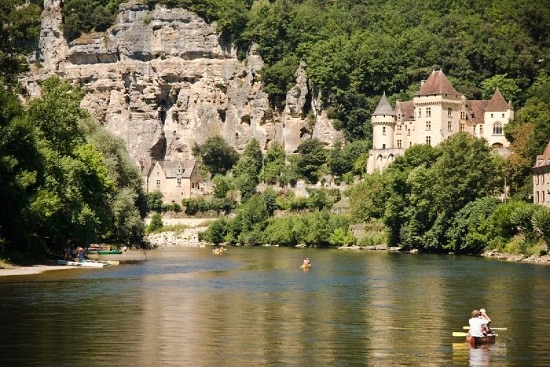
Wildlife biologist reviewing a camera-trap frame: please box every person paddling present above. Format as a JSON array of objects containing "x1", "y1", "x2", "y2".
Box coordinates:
[{"x1": 468, "y1": 309, "x2": 492, "y2": 337}]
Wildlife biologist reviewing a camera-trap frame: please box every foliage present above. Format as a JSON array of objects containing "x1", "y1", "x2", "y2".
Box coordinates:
[
  {"x1": 147, "y1": 190, "x2": 164, "y2": 212},
  {"x1": 504, "y1": 72, "x2": 550, "y2": 200},
  {"x1": 349, "y1": 173, "x2": 387, "y2": 222},
  {"x1": 232, "y1": 138, "x2": 263, "y2": 200},
  {"x1": 62, "y1": 0, "x2": 124, "y2": 41},
  {"x1": 148, "y1": 212, "x2": 163, "y2": 233},
  {"x1": 183, "y1": 196, "x2": 236, "y2": 216},
  {"x1": 296, "y1": 138, "x2": 327, "y2": 184},
  {"x1": 0, "y1": 0, "x2": 42, "y2": 86},
  {"x1": 445, "y1": 197, "x2": 502, "y2": 254},
  {"x1": 328, "y1": 140, "x2": 371, "y2": 178},
  {"x1": 0, "y1": 77, "x2": 146, "y2": 261},
  {"x1": 261, "y1": 142, "x2": 286, "y2": 185},
  {"x1": 193, "y1": 136, "x2": 238, "y2": 176}
]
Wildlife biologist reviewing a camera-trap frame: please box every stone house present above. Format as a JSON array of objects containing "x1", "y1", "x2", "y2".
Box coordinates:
[
  {"x1": 533, "y1": 141, "x2": 550, "y2": 207},
  {"x1": 367, "y1": 69, "x2": 514, "y2": 173},
  {"x1": 141, "y1": 159, "x2": 202, "y2": 204}
]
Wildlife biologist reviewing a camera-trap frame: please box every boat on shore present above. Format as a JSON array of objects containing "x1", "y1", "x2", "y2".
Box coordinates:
[
  {"x1": 57, "y1": 260, "x2": 108, "y2": 268},
  {"x1": 465, "y1": 334, "x2": 496, "y2": 346},
  {"x1": 86, "y1": 250, "x2": 147, "y2": 263},
  {"x1": 97, "y1": 250, "x2": 123, "y2": 255}
]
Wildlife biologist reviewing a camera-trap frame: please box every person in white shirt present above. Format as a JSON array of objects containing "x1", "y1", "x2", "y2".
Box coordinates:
[{"x1": 468, "y1": 309, "x2": 492, "y2": 337}]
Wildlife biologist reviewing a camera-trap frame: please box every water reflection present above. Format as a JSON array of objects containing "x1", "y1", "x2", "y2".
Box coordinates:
[{"x1": 0, "y1": 247, "x2": 549, "y2": 366}]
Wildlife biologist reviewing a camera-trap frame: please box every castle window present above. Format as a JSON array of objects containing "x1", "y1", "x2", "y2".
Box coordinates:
[
  {"x1": 426, "y1": 121, "x2": 431, "y2": 131},
  {"x1": 493, "y1": 122, "x2": 503, "y2": 135},
  {"x1": 382, "y1": 126, "x2": 386, "y2": 136},
  {"x1": 397, "y1": 140, "x2": 402, "y2": 148},
  {"x1": 177, "y1": 178, "x2": 181, "y2": 187},
  {"x1": 491, "y1": 113, "x2": 494, "y2": 118},
  {"x1": 397, "y1": 125, "x2": 401, "y2": 131},
  {"x1": 480, "y1": 125, "x2": 484, "y2": 135},
  {"x1": 418, "y1": 108, "x2": 421, "y2": 118},
  {"x1": 407, "y1": 129, "x2": 411, "y2": 136},
  {"x1": 156, "y1": 180, "x2": 161, "y2": 188},
  {"x1": 382, "y1": 144, "x2": 386, "y2": 149},
  {"x1": 426, "y1": 136, "x2": 431, "y2": 146},
  {"x1": 460, "y1": 123, "x2": 465, "y2": 131},
  {"x1": 448, "y1": 121, "x2": 452, "y2": 132},
  {"x1": 461, "y1": 111, "x2": 466, "y2": 119},
  {"x1": 448, "y1": 108, "x2": 452, "y2": 117},
  {"x1": 426, "y1": 107, "x2": 431, "y2": 117},
  {"x1": 502, "y1": 113, "x2": 505, "y2": 118}
]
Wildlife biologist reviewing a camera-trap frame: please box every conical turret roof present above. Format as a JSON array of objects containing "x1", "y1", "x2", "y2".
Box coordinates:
[
  {"x1": 372, "y1": 92, "x2": 394, "y2": 116},
  {"x1": 485, "y1": 88, "x2": 511, "y2": 112}
]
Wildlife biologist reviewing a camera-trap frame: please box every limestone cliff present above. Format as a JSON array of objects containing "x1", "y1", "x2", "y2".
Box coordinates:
[{"x1": 25, "y1": 0, "x2": 342, "y2": 163}]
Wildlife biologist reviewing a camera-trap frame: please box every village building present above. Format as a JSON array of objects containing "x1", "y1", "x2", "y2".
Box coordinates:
[
  {"x1": 140, "y1": 158, "x2": 202, "y2": 204},
  {"x1": 367, "y1": 69, "x2": 514, "y2": 173},
  {"x1": 533, "y1": 141, "x2": 550, "y2": 207}
]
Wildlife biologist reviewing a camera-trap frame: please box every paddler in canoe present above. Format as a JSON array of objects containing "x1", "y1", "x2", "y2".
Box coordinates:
[
  {"x1": 466, "y1": 308, "x2": 494, "y2": 345},
  {"x1": 300, "y1": 257, "x2": 312, "y2": 268}
]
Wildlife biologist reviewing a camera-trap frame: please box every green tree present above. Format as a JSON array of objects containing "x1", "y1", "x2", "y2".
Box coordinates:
[
  {"x1": 296, "y1": 138, "x2": 327, "y2": 184},
  {"x1": 193, "y1": 136, "x2": 238, "y2": 176},
  {"x1": 261, "y1": 142, "x2": 286, "y2": 185}
]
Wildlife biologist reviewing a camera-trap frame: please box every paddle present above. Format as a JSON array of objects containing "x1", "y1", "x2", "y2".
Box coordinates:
[
  {"x1": 462, "y1": 326, "x2": 507, "y2": 330},
  {"x1": 452, "y1": 332, "x2": 469, "y2": 337},
  {"x1": 453, "y1": 331, "x2": 498, "y2": 337}
]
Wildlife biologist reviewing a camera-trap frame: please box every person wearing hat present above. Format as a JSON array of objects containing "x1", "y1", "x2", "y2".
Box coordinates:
[{"x1": 468, "y1": 309, "x2": 492, "y2": 337}]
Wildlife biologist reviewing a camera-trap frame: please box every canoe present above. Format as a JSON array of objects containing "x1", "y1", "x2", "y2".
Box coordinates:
[
  {"x1": 57, "y1": 260, "x2": 108, "y2": 268},
  {"x1": 97, "y1": 250, "x2": 122, "y2": 255},
  {"x1": 465, "y1": 334, "x2": 496, "y2": 346}
]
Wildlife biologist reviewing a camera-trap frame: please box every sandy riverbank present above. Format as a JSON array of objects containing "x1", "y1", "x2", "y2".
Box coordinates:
[{"x1": 0, "y1": 264, "x2": 73, "y2": 277}]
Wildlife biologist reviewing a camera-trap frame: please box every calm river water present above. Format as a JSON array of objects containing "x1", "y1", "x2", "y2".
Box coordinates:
[{"x1": 1, "y1": 247, "x2": 549, "y2": 366}]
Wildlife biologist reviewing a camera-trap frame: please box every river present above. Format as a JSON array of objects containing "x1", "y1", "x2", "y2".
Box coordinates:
[{"x1": 0, "y1": 247, "x2": 549, "y2": 366}]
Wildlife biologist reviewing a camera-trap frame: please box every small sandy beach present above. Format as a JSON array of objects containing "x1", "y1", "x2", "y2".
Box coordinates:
[{"x1": 0, "y1": 264, "x2": 70, "y2": 277}]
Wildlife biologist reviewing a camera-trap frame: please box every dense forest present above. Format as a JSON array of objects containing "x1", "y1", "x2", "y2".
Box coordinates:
[{"x1": 1, "y1": 0, "x2": 550, "y2": 262}]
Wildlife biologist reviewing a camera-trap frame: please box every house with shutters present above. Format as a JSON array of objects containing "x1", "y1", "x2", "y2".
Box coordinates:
[
  {"x1": 367, "y1": 69, "x2": 514, "y2": 173},
  {"x1": 533, "y1": 141, "x2": 550, "y2": 207},
  {"x1": 140, "y1": 159, "x2": 202, "y2": 204}
]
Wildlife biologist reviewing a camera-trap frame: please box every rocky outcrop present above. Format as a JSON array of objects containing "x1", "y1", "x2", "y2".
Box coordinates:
[{"x1": 26, "y1": 0, "x2": 343, "y2": 163}]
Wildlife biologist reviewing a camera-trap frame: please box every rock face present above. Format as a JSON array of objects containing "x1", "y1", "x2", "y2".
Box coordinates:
[{"x1": 27, "y1": 0, "x2": 343, "y2": 163}]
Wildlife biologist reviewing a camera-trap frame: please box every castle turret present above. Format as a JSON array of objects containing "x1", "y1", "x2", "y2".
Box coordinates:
[
  {"x1": 367, "y1": 92, "x2": 402, "y2": 174},
  {"x1": 371, "y1": 92, "x2": 395, "y2": 150},
  {"x1": 483, "y1": 88, "x2": 514, "y2": 149}
]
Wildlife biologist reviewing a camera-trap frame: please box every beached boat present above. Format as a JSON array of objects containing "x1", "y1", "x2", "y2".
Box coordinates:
[
  {"x1": 465, "y1": 334, "x2": 496, "y2": 346},
  {"x1": 57, "y1": 260, "x2": 108, "y2": 268},
  {"x1": 97, "y1": 250, "x2": 123, "y2": 255}
]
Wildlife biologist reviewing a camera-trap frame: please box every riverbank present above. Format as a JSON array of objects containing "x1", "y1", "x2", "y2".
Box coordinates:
[
  {"x1": 2, "y1": 238, "x2": 549, "y2": 277},
  {"x1": 0, "y1": 263, "x2": 71, "y2": 277}
]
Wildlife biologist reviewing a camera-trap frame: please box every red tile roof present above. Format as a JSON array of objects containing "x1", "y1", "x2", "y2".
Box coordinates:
[
  {"x1": 534, "y1": 141, "x2": 550, "y2": 168},
  {"x1": 414, "y1": 70, "x2": 460, "y2": 96},
  {"x1": 465, "y1": 100, "x2": 488, "y2": 124},
  {"x1": 485, "y1": 88, "x2": 511, "y2": 112}
]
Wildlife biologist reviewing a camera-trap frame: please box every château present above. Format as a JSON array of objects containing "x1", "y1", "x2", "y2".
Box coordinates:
[{"x1": 367, "y1": 70, "x2": 514, "y2": 173}]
